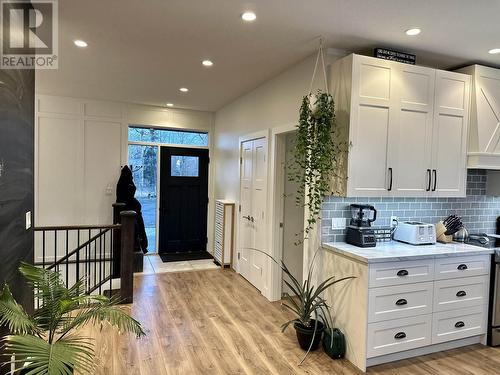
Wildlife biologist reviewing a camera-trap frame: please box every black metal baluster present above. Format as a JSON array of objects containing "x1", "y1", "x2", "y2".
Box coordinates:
[
  {"x1": 99, "y1": 229, "x2": 103, "y2": 295},
  {"x1": 54, "y1": 231, "x2": 58, "y2": 273},
  {"x1": 42, "y1": 231, "x2": 46, "y2": 269},
  {"x1": 76, "y1": 230, "x2": 80, "y2": 283},
  {"x1": 87, "y1": 229, "x2": 91, "y2": 293},
  {"x1": 94, "y1": 233, "x2": 97, "y2": 292},
  {"x1": 109, "y1": 229, "x2": 113, "y2": 296},
  {"x1": 65, "y1": 230, "x2": 69, "y2": 287}
]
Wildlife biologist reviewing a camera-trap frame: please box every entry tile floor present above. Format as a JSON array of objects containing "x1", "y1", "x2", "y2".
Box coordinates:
[{"x1": 139, "y1": 253, "x2": 220, "y2": 275}]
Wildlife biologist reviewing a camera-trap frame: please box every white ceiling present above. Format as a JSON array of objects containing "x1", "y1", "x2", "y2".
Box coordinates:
[{"x1": 36, "y1": 0, "x2": 500, "y2": 111}]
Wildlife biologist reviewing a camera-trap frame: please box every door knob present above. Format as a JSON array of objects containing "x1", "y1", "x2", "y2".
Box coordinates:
[
  {"x1": 243, "y1": 215, "x2": 251, "y2": 221},
  {"x1": 250, "y1": 216, "x2": 254, "y2": 222}
]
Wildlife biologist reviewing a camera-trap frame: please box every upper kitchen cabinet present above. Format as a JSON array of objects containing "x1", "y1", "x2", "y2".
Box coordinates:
[
  {"x1": 431, "y1": 71, "x2": 470, "y2": 196},
  {"x1": 458, "y1": 65, "x2": 500, "y2": 170},
  {"x1": 330, "y1": 54, "x2": 470, "y2": 198}
]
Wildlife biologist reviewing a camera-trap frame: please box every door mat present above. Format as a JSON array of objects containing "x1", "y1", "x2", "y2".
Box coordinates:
[{"x1": 159, "y1": 251, "x2": 214, "y2": 263}]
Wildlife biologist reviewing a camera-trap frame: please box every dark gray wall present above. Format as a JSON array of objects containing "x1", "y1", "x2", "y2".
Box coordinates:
[{"x1": 0, "y1": 68, "x2": 35, "y2": 367}]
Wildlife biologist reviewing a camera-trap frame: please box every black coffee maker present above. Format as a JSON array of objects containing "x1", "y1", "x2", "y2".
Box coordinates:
[{"x1": 346, "y1": 204, "x2": 377, "y2": 247}]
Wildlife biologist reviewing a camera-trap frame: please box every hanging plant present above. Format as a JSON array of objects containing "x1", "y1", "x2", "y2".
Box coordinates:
[{"x1": 288, "y1": 41, "x2": 348, "y2": 239}]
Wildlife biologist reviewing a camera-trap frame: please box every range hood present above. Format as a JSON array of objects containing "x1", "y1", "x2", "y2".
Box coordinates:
[{"x1": 458, "y1": 65, "x2": 500, "y2": 170}]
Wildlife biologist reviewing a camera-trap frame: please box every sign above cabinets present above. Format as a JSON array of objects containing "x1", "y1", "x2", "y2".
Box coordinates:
[{"x1": 374, "y1": 48, "x2": 416, "y2": 65}]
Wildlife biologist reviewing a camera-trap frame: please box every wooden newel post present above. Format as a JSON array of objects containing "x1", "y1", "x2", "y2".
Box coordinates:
[
  {"x1": 120, "y1": 210, "x2": 136, "y2": 304},
  {"x1": 112, "y1": 203, "x2": 126, "y2": 278}
]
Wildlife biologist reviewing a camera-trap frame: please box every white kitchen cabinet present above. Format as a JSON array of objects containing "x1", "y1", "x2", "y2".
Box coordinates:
[
  {"x1": 344, "y1": 55, "x2": 395, "y2": 197},
  {"x1": 431, "y1": 71, "x2": 470, "y2": 197},
  {"x1": 392, "y1": 64, "x2": 436, "y2": 197},
  {"x1": 325, "y1": 248, "x2": 490, "y2": 372},
  {"x1": 330, "y1": 54, "x2": 470, "y2": 197}
]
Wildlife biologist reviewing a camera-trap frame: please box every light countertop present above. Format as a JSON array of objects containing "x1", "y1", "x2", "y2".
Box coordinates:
[{"x1": 322, "y1": 241, "x2": 495, "y2": 264}]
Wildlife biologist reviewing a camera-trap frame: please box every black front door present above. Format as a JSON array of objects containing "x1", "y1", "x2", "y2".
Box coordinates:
[{"x1": 159, "y1": 147, "x2": 209, "y2": 254}]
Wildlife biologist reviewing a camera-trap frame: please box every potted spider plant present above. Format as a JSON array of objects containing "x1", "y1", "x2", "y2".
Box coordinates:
[
  {"x1": 0, "y1": 263, "x2": 145, "y2": 374},
  {"x1": 256, "y1": 249, "x2": 354, "y2": 362}
]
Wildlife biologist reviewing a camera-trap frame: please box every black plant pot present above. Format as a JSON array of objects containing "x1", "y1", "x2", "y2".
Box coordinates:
[
  {"x1": 322, "y1": 328, "x2": 346, "y2": 359},
  {"x1": 293, "y1": 319, "x2": 324, "y2": 351}
]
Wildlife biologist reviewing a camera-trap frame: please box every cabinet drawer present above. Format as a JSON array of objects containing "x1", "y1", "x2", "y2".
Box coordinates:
[
  {"x1": 434, "y1": 255, "x2": 490, "y2": 280},
  {"x1": 433, "y1": 275, "x2": 489, "y2": 312},
  {"x1": 367, "y1": 314, "x2": 432, "y2": 358},
  {"x1": 369, "y1": 259, "x2": 434, "y2": 287},
  {"x1": 432, "y1": 305, "x2": 487, "y2": 344},
  {"x1": 368, "y1": 282, "x2": 433, "y2": 323}
]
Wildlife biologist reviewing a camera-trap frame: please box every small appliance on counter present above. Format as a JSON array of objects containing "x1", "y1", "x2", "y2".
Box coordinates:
[
  {"x1": 393, "y1": 221, "x2": 436, "y2": 245},
  {"x1": 345, "y1": 204, "x2": 377, "y2": 248}
]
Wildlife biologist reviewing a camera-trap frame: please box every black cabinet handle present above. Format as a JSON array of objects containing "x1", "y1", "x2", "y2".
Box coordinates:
[
  {"x1": 457, "y1": 264, "x2": 468, "y2": 271},
  {"x1": 395, "y1": 298, "x2": 408, "y2": 306},
  {"x1": 426, "y1": 169, "x2": 431, "y2": 191},
  {"x1": 394, "y1": 332, "x2": 406, "y2": 340},
  {"x1": 388, "y1": 167, "x2": 393, "y2": 191},
  {"x1": 456, "y1": 290, "x2": 467, "y2": 297},
  {"x1": 455, "y1": 321, "x2": 465, "y2": 328},
  {"x1": 432, "y1": 169, "x2": 437, "y2": 191},
  {"x1": 397, "y1": 270, "x2": 409, "y2": 277}
]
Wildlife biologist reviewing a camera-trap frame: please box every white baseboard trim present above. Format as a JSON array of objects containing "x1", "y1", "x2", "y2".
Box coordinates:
[{"x1": 366, "y1": 335, "x2": 483, "y2": 368}]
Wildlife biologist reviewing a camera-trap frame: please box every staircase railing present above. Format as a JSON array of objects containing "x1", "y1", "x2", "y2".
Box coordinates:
[{"x1": 33, "y1": 210, "x2": 136, "y2": 304}]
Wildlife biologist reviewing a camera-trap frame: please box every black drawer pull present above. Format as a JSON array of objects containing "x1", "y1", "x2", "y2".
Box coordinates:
[
  {"x1": 394, "y1": 332, "x2": 406, "y2": 340},
  {"x1": 455, "y1": 321, "x2": 465, "y2": 328},
  {"x1": 457, "y1": 264, "x2": 468, "y2": 271},
  {"x1": 395, "y1": 299, "x2": 408, "y2": 306},
  {"x1": 456, "y1": 290, "x2": 467, "y2": 297},
  {"x1": 397, "y1": 270, "x2": 409, "y2": 277}
]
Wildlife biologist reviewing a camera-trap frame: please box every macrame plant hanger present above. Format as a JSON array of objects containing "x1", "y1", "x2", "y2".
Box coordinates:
[{"x1": 308, "y1": 37, "x2": 329, "y2": 97}]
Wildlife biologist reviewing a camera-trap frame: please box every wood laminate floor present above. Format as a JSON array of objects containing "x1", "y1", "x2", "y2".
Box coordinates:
[{"x1": 82, "y1": 269, "x2": 500, "y2": 375}]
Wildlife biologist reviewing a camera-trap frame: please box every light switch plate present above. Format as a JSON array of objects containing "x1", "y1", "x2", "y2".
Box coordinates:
[
  {"x1": 332, "y1": 217, "x2": 346, "y2": 229},
  {"x1": 25, "y1": 211, "x2": 31, "y2": 230}
]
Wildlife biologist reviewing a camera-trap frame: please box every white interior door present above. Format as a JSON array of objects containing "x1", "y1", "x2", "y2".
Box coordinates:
[
  {"x1": 392, "y1": 65, "x2": 435, "y2": 196},
  {"x1": 238, "y1": 137, "x2": 267, "y2": 292},
  {"x1": 250, "y1": 138, "x2": 267, "y2": 291},
  {"x1": 239, "y1": 140, "x2": 253, "y2": 281},
  {"x1": 431, "y1": 71, "x2": 470, "y2": 197}
]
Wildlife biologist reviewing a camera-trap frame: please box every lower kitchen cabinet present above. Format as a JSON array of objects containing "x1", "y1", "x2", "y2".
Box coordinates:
[
  {"x1": 327, "y1": 250, "x2": 490, "y2": 372},
  {"x1": 367, "y1": 314, "x2": 432, "y2": 358},
  {"x1": 432, "y1": 305, "x2": 487, "y2": 344}
]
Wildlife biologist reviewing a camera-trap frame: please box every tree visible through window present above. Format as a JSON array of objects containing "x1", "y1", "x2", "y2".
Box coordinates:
[{"x1": 128, "y1": 127, "x2": 208, "y2": 146}]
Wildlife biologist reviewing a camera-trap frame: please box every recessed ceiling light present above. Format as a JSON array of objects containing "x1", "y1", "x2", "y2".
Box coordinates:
[
  {"x1": 166, "y1": 103, "x2": 174, "y2": 107},
  {"x1": 405, "y1": 28, "x2": 421, "y2": 36},
  {"x1": 179, "y1": 87, "x2": 189, "y2": 92},
  {"x1": 241, "y1": 11, "x2": 256, "y2": 22},
  {"x1": 74, "y1": 40, "x2": 88, "y2": 48},
  {"x1": 202, "y1": 59, "x2": 214, "y2": 67},
  {"x1": 488, "y1": 48, "x2": 500, "y2": 54}
]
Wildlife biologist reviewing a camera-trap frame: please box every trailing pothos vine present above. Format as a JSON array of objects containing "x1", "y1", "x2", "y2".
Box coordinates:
[{"x1": 288, "y1": 91, "x2": 346, "y2": 239}]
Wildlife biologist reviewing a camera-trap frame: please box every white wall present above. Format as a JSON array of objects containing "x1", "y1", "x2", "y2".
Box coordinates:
[
  {"x1": 282, "y1": 132, "x2": 304, "y2": 294},
  {"x1": 35, "y1": 94, "x2": 215, "y2": 252},
  {"x1": 214, "y1": 53, "x2": 338, "y2": 203},
  {"x1": 213, "y1": 51, "x2": 344, "y2": 299}
]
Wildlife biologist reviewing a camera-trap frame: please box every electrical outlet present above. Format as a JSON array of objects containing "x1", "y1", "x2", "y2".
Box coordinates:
[
  {"x1": 332, "y1": 218, "x2": 346, "y2": 229},
  {"x1": 391, "y1": 216, "x2": 399, "y2": 228}
]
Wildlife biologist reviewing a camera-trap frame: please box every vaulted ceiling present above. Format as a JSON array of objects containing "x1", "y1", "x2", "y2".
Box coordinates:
[{"x1": 36, "y1": 0, "x2": 500, "y2": 111}]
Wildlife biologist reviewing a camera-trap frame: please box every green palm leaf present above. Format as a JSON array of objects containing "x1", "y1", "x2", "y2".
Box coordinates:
[
  {"x1": 60, "y1": 303, "x2": 145, "y2": 338},
  {"x1": 4, "y1": 334, "x2": 95, "y2": 375},
  {"x1": 0, "y1": 285, "x2": 38, "y2": 335}
]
